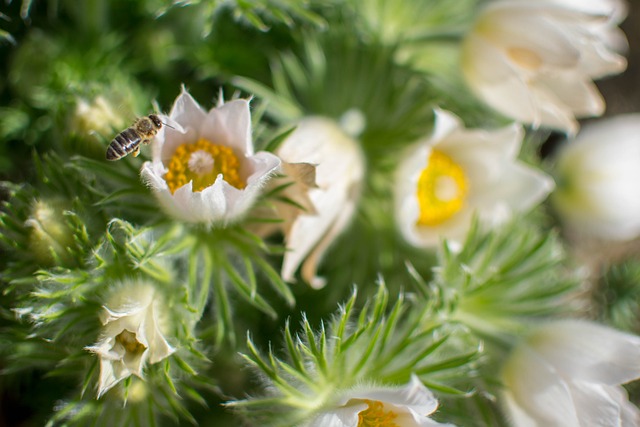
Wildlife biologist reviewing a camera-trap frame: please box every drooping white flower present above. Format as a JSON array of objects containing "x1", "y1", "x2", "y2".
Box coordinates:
[
  {"x1": 501, "y1": 319, "x2": 640, "y2": 426},
  {"x1": 395, "y1": 109, "x2": 553, "y2": 248},
  {"x1": 461, "y1": 0, "x2": 628, "y2": 134},
  {"x1": 552, "y1": 113, "x2": 640, "y2": 241},
  {"x1": 141, "y1": 88, "x2": 281, "y2": 226},
  {"x1": 307, "y1": 375, "x2": 454, "y2": 427},
  {"x1": 273, "y1": 117, "x2": 365, "y2": 289},
  {"x1": 86, "y1": 282, "x2": 175, "y2": 398}
]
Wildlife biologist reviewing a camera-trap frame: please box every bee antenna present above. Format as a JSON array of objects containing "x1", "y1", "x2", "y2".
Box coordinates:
[{"x1": 162, "y1": 122, "x2": 175, "y2": 129}]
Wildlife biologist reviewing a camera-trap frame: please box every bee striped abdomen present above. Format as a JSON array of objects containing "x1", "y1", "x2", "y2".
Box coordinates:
[
  {"x1": 106, "y1": 128, "x2": 143, "y2": 160},
  {"x1": 106, "y1": 115, "x2": 163, "y2": 161}
]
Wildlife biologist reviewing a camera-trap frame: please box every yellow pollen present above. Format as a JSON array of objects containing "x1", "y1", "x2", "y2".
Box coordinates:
[
  {"x1": 357, "y1": 400, "x2": 400, "y2": 427},
  {"x1": 164, "y1": 138, "x2": 246, "y2": 194},
  {"x1": 416, "y1": 149, "x2": 468, "y2": 226}
]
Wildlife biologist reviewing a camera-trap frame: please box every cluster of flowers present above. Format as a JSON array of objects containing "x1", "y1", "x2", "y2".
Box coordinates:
[{"x1": 14, "y1": 0, "x2": 640, "y2": 426}]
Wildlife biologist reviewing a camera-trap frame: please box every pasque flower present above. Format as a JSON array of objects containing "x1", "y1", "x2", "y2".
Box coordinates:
[
  {"x1": 141, "y1": 88, "x2": 281, "y2": 226},
  {"x1": 307, "y1": 375, "x2": 454, "y2": 427},
  {"x1": 395, "y1": 109, "x2": 553, "y2": 248},
  {"x1": 461, "y1": 0, "x2": 628, "y2": 134},
  {"x1": 501, "y1": 319, "x2": 640, "y2": 426},
  {"x1": 86, "y1": 282, "x2": 175, "y2": 398},
  {"x1": 552, "y1": 113, "x2": 640, "y2": 241},
  {"x1": 272, "y1": 117, "x2": 365, "y2": 289}
]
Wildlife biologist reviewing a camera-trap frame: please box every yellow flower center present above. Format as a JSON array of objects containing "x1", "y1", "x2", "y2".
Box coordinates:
[
  {"x1": 164, "y1": 138, "x2": 246, "y2": 194},
  {"x1": 416, "y1": 149, "x2": 468, "y2": 226},
  {"x1": 357, "y1": 400, "x2": 400, "y2": 427},
  {"x1": 115, "y1": 330, "x2": 147, "y2": 355}
]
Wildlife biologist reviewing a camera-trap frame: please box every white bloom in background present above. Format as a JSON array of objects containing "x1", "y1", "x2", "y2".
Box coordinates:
[
  {"x1": 25, "y1": 199, "x2": 74, "y2": 266},
  {"x1": 307, "y1": 375, "x2": 454, "y2": 427},
  {"x1": 86, "y1": 282, "x2": 175, "y2": 398},
  {"x1": 502, "y1": 319, "x2": 640, "y2": 426},
  {"x1": 552, "y1": 114, "x2": 640, "y2": 241},
  {"x1": 461, "y1": 0, "x2": 628, "y2": 134},
  {"x1": 141, "y1": 88, "x2": 281, "y2": 226},
  {"x1": 395, "y1": 109, "x2": 553, "y2": 248},
  {"x1": 275, "y1": 117, "x2": 365, "y2": 289}
]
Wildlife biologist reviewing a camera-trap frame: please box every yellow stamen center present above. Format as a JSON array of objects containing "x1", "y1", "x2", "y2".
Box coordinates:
[
  {"x1": 115, "y1": 330, "x2": 147, "y2": 355},
  {"x1": 416, "y1": 149, "x2": 468, "y2": 226},
  {"x1": 357, "y1": 400, "x2": 400, "y2": 427},
  {"x1": 164, "y1": 138, "x2": 246, "y2": 194}
]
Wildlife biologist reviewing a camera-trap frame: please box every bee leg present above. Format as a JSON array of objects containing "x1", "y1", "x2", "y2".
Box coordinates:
[{"x1": 132, "y1": 146, "x2": 141, "y2": 157}]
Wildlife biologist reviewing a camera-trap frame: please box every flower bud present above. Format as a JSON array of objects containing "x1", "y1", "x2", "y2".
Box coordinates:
[{"x1": 86, "y1": 281, "x2": 175, "y2": 398}]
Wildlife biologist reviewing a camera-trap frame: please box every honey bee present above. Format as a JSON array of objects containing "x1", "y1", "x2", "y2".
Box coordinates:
[{"x1": 106, "y1": 114, "x2": 166, "y2": 161}]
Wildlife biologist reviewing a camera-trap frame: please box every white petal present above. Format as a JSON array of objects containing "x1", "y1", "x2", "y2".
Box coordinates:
[
  {"x1": 527, "y1": 320, "x2": 640, "y2": 385},
  {"x1": 169, "y1": 87, "x2": 207, "y2": 131},
  {"x1": 544, "y1": 0, "x2": 627, "y2": 22},
  {"x1": 343, "y1": 375, "x2": 439, "y2": 417},
  {"x1": 431, "y1": 109, "x2": 463, "y2": 145},
  {"x1": 300, "y1": 193, "x2": 358, "y2": 289},
  {"x1": 306, "y1": 404, "x2": 364, "y2": 427},
  {"x1": 143, "y1": 304, "x2": 175, "y2": 364},
  {"x1": 281, "y1": 185, "x2": 346, "y2": 282},
  {"x1": 479, "y1": 6, "x2": 581, "y2": 69},
  {"x1": 472, "y1": 162, "x2": 554, "y2": 216},
  {"x1": 533, "y1": 73, "x2": 605, "y2": 117},
  {"x1": 95, "y1": 358, "x2": 124, "y2": 398},
  {"x1": 568, "y1": 382, "x2": 635, "y2": 426},
  {"x1": 200, "y1": 99, "x2": 253, "y2": 156},
  {"x1": 502, "y1": 345, "x2": 581, "y2": 426},
  {"x1": 605, "y1": 385, "x2": 640, "y2": 426}
]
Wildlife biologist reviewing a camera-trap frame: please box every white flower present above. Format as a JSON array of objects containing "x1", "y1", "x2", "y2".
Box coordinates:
[
  {"x1": 461, "y1": 0, "x2": 628, "y2": 134},
  {"x1": 307, "y1": 375, "x2": 454, "y2": 427},
  {"x1": 274, "y1": 117, "x2": 365, "y2": 289},
  {"x1": 141, "y1": 88, "x2": 281, "y2": 226},
  {"x1": 395, "y1": 109, "x2": 553, "y2": 248},
  {"x1": 86, "y1": 282, "x2": 175, "y2": 398},
  {"x1": 502, "y1": 319, "x2": 640, "y2": 427},
  {"x1": 552, "y1": 113, "x2": 640, "y2": 241}
]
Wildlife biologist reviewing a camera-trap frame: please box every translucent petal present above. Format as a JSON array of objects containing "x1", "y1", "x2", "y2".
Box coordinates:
[
  {"x1": 200, "y1": 99, "x2": 253, "y2": 155},
  {"x1": 528, "y1": 320, "x2": 640, "y2": 385},
  {"x1": 502, "y1": 345, "x2": 581, "y2": 426}
]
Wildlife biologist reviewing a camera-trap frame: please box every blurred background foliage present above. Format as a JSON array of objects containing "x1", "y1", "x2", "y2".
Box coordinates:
[{"x1": 1, "y1": 0, "x2": 640, "y2": 426}]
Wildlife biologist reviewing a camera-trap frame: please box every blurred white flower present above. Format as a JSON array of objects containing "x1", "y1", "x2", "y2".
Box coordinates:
[
  {"x1": 73, "y1": 95, "x2": 125, "y2": 137},
  {"x1": 395, "y1": 109, "x2": 553, "y2": 248},
  {"x1": 141, "y1": 88, "x2": 281, "y2": 226},
  {"x1": 502, "y1": 319, "x2": 640, "y2": 426},
  {"x1": 86, "y1": 282, "x2": 174, "y2": 398},
  {"x1": 274, "y1": 117, "x2": 365, "y2": 289},
  {"x1": 461, "y1": 0, "x2": 628, "y2": 134},
  {"x1": 25, "y1": 199, "x2": 74, "y2": 266},
  {"x1": 552, "y1": 114, "x2": 640, "y2": 241},
  {"x1": 307, "y1": 375, "x2": 454, "y2": 427}
]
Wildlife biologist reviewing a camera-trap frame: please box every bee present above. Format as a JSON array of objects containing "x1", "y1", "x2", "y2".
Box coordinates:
[{"x1": 106, "y1": 114, "x2": 166, "y2": 161}]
